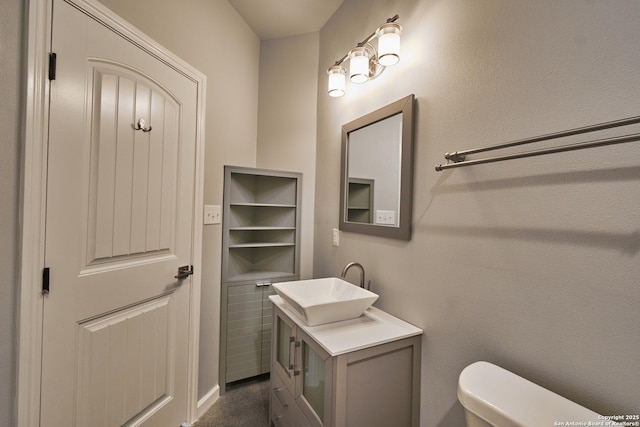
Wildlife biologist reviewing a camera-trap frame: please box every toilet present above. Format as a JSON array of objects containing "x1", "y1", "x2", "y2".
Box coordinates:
[{"x1": 458, "y1": 361, "x2": 602, "y2": 427}]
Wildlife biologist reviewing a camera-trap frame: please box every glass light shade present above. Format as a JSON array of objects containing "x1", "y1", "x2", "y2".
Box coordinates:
[
  {"x1": 327, "y1": 65, "x2": 346, "y2": 97},
  {"x1": 348, "y1": 46, "x2": 371, "y2": 84},
  {"x1": 376, "y1": 23, "x2": 402, "y2": 66}
]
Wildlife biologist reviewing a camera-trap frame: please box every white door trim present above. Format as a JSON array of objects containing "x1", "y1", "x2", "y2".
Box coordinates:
[{"x1": 17, "y1": 0, "x2": 206, "y2": 425}]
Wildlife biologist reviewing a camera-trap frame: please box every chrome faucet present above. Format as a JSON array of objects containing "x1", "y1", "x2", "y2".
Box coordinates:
[{"x1": 340, "y1": 262, "x2": 370, "y2": 290}]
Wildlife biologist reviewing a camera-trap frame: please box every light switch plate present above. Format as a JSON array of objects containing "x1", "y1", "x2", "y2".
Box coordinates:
[
  {"x1": 204, "y1": 205, "x2": 221, "y2": 225},
  {"x1": 332, "y1": 228, "x2": 340, "y2": 246},
  {"x1": 375, "y1": 210, "x2": 396, "y2": 225}
]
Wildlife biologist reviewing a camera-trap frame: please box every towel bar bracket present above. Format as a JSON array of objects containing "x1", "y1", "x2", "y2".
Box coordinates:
[{"x1": 445, "y1": 152, "x2": 466, "y2": 163}]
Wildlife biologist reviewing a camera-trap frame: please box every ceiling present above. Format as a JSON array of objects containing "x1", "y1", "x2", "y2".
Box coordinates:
[{"x1": 227, "y1": 0, "x2": 344, "y2": 40}]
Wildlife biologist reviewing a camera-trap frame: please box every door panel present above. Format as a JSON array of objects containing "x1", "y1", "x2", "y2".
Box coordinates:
[
  {"x1": 41, "y1": 1, "x2": 198, "y2": 426},
  {"x1": 76, "y1": 296, "x2": 173, "y2": 426},
  {"x1": 87, "y1": 63, "x2": 180, "y2": 264}
]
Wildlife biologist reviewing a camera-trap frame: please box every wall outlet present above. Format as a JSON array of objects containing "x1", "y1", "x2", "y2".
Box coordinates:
[
  {"x1": 204, "y1": 205, "x2": 221, "y2": 225},
  {"x1": 375, "y1": 210, "x2": 396, "y2": 225},
  {"x1": 332, "y1": 228, "x2": 340, "y2": 247}
]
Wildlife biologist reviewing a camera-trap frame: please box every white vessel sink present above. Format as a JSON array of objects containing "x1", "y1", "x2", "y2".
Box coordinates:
[{"x1": 272, "y1": 277, "x2": 379, "y2": 326}]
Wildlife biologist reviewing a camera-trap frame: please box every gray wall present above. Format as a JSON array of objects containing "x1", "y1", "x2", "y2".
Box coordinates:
[
  {"x1": 256, "y1": 32, "x2": 320, "y2": 279},
  {"x1": 0, "y1": 0, "x2": 23, "y2": 423},
  {"x1": 314, "y1": 0, "x2": 640, "y2": 425},
  {"x1": 96, "y1": 0, "x2": 261, "y2": 400}
]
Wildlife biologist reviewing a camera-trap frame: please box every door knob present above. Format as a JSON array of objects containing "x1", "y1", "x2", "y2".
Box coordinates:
[{"x1": 175, "y1": 265, "x2": 193, "y2": 279}]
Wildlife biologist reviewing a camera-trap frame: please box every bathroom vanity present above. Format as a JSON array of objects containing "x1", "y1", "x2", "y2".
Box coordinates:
[{"x1": 269, "y1": 295, "x2": 422, "y2": 427}]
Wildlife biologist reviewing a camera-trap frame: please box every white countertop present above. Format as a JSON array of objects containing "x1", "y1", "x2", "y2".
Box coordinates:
[{"x1": 270, "y1": 295, "x2": 423, "y2": 357}]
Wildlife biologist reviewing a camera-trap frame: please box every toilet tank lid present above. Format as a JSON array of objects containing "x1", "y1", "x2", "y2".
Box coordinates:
[{"x1": 457, "y1": 361, "x2": 602, "y2": 427}]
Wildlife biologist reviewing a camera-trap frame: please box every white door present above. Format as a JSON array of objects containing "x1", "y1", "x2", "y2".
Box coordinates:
[{"x1": 41, "y1": 1, "x2": 198, "y2": 426}]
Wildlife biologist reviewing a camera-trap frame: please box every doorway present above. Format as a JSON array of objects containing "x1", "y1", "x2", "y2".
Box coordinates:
[{"x1": 18, "y1": 0, "x2": 206, "y2": 425}]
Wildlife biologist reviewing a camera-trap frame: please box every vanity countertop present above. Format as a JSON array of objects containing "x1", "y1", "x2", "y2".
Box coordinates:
[{"x1": 270, "y1": 295, "x2": 423, "y2": 357}]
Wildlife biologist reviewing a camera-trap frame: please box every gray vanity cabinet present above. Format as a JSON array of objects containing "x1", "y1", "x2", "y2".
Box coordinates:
[
  {"x1": 220, "y1": 166, "x2": 302, "y2": 390},
  {"x1": 270, "y1": 303, "x2": 422, "y2": 427}
]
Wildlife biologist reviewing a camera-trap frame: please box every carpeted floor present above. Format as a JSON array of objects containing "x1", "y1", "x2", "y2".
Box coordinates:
[{"x1": 193, "y1": 374, "x2": 270, "y2": 427}]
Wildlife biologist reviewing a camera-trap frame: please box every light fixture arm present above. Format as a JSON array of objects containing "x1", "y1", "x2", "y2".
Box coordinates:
[{"x1": 332, "y1": 14, "x2": 399, "y2": 67}]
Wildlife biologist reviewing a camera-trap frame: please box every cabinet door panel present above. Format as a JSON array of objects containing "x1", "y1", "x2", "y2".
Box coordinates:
[
  {"x1": 345, "y1": 346, "x2": 413, "y2": 427},
  {"x1": 225, "y1": 283, "x2": 263, "y2": 382},
  {"x1": 272, "y1": 308, "x2": 297, "y2": 395},
  {"x1": 271, "y1": 331, "x2": 314, "y2": 427},
  {"x1": 301, "y1": 341, "x2": 326, "y2": 421},
  {"x1": 296, "y1": 330, "x2": 333, "y2": 427},
  {"x1": 261, "y1": 287, "x2": 275, "y2": 372}
]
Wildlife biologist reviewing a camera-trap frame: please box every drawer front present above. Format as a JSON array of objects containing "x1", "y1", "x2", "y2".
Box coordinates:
[
  {"x1": 271, "y1": 373, "x2": 293, "y2": 427},
  {"x1": 271, "y1": 372, "x2": 311, "y2": 427}
]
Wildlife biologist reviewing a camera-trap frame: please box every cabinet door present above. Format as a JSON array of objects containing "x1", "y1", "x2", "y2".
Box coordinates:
[
  {"x1": 260, "y1": 284, "x2": 276, "y2": 373},
  {"x1": 225, "y1": 283, "x2": 265, "y2": 382},
  {"x1": 296, "y1": 329, "x2": 333, "y2": 427},
  {"x1": 272, "y1": 307, "x2": 298, "y2": 395}
]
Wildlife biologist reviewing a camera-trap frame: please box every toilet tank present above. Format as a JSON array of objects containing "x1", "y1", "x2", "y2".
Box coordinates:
[{"x1": 458, "y1": 361, "x2": 602, "y2": 427}]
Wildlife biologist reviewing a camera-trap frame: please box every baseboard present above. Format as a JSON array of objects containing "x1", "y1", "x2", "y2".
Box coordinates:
[{"x1": 196, "y1": 384, "x2": 220, "y2": 421}]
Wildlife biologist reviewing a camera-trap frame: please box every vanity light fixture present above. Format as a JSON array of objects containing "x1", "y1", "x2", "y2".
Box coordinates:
[
  {"x1": 327, "y1": 15, "x2": 402, "y2": 97},
  {"x1": 327, "y1": 65, "x2": 347, "y2": 97}
]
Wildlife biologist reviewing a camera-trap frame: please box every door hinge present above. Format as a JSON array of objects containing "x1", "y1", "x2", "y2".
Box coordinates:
[
  {"x1": 48, "y1": 52, "x2": 57, "y2": 80},
  {"x1": 42, "y1": 267, "x2": 50, "y2": 294}
]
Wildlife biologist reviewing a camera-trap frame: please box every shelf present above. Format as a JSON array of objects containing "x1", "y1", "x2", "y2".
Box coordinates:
[
  {"x1": 228, "y1": 205, "x2": 296, "y2": 229},
  {"x1": 230, "y1": 202, "x2": 296, "y2": 208},
  {"x1": 229, "y1": 226, "x2": 295, "y2": 231},
  {"x1": 229, "y1": 228, "x2": 294, "y2": 247},
  {"x1": 226, "y1": 245, "x2": 295, "y2": 280},
  {"x1": 227, "y1": 271, "x2": 299, "y2": 282},
  {"x1": 229, "y1": 243, "x2": 295, "y2": 248},
  {"x1": 228, "y1": 171, "x2": 298, "y2": 206}
]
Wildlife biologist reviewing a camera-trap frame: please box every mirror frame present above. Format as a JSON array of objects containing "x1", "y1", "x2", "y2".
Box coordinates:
[{"x1": 339, "y1": 94, "x2": 415, "y2": 240}]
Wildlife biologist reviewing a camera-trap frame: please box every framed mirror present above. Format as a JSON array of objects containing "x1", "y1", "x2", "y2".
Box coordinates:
[{"x1": 339, "y1": 94, "x2": 415, "y2": 240}]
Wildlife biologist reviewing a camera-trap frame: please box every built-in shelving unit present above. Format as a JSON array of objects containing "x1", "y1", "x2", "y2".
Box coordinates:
[{"x1": 220, "y1": 166, "x2": 302, "y2": 391}]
